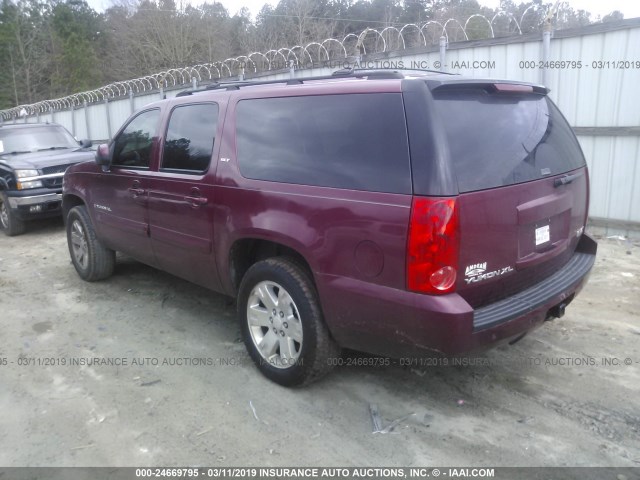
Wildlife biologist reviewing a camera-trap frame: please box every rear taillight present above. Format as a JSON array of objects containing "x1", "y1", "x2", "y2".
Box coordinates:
[{"x1": 407, "y1": 197, "x2": 459, "y2": 295}]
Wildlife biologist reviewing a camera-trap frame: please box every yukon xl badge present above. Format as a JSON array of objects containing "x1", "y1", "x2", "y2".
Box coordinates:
[
  {"x1": 94, "y1": 204, "x2": 112, "y2": 212},
  {"x1": 464, "y1": 262, "x2": 514, "y2": 284}
]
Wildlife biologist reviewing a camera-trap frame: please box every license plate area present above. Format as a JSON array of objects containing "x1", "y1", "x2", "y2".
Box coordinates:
[
  {"x1": 535, "y1": 224, "x2": 550, "y2": 246},
  {"x1": 518, "y1": 210, "x2": 570, "y2": 260}
]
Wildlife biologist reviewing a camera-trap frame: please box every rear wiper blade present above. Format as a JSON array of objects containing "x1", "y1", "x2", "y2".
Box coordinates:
[
  {"x1": 554, "y1": 171, "x2": 584, "y2": 187},
  {"x1": 7, "y1": 150, "x2": 31, "y2": 155},
  {"x1": 37, "y1": 146, "x2": 72, "y2": 151}
]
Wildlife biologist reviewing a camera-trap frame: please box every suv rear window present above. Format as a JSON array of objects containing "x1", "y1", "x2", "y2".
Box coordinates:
[
  {"x1": 236, "y1": 94, "x2": 411, "y2": 194},
  {"x1": 433, "y1": 89, "x2": 586, "y2": 193}
]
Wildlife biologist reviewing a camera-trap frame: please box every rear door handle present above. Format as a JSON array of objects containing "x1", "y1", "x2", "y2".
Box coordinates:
[{"x1": 554, "y1": 171, "x2": 583, "y2": 187}]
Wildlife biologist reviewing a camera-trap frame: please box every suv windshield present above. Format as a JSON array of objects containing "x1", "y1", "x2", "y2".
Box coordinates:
[
  {"x1": 0, "y1": 125, "x2": 78, "y2": 154},
  {"x1": 433, "y1": 89, "x2": 586, "y2": 193}
]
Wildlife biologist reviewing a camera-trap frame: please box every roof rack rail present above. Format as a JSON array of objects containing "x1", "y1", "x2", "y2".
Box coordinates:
[{"x1": 174, "y1": 67, "x2": 452, "y2": 96}]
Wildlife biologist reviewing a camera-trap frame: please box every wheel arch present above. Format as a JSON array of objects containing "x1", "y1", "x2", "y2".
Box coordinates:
[
  {"x1": 62, "y1": 194, "x2": 85, "y2": 224},
  {"x1": 228, "y1": 237, "x2": 315, "y2": 295}
]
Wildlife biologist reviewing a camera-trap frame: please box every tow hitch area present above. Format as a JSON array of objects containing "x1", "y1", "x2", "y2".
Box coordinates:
[
  {"x1": 546, "y1": 293, "x2": 575, "y2": 321},
  {"x1": 549, "y1": 302, "x2": 567, "y2": 319}
]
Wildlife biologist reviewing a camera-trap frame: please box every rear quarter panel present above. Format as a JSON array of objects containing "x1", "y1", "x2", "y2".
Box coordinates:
[{"x1": 213, "y1": 89, "x2": 412, "y2": 337}]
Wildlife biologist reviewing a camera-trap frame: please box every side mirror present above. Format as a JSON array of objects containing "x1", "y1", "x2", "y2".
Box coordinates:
[
  {"x1": 79, "y1": 139, "x2": 92, "y2": 149},
  {"x1": 95, "y1": 143, "x2": 112, "y2": 172}
]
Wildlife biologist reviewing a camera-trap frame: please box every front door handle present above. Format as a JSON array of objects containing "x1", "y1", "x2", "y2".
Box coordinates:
[
  {"x1": 129, "y1": 180, "x2": 145, "y2": 197},
  {"x1": 185, "y1": 195, "x2": 208, "y2": 206}
]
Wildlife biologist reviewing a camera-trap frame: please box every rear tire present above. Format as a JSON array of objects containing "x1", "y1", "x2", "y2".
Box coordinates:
[
  {"x1": 0, "y1": 192, "x2": 26, "y2": 236},
  {"x1": 238, "y1": 257, "x2": 340, "y2": 386},
  {"x1": 66, "y1": 205, "x2": 115, "y2": 281}
]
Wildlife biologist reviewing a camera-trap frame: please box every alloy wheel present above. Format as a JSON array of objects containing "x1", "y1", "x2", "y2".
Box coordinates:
[
  {"x1": 246, "y1": 280, "x2": 303, "y2": 369},
  {"x1": 70, "y1": 220, "x2": 89, "y2": 270}
]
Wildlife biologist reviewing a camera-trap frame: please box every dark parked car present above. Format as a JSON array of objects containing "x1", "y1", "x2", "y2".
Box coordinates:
[
  {"x1": 62, "y1": 69, "x2": 597, "y2": 386},
  {"x1": 0, "y1": 122, "x2": 93, "y2": 236}
]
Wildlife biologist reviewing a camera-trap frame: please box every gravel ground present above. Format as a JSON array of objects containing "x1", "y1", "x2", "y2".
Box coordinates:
[{"x1": 0, "y1": 218, "x2": 639, "y2": 468}]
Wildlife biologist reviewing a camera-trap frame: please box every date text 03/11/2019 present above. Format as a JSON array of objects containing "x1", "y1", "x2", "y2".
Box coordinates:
[
  {"x1": 134, "y1": 467, "x2": 496, "y2": 478},
  {"x1": 519, "y1": 60, "x2": 640, "y2": 69}
]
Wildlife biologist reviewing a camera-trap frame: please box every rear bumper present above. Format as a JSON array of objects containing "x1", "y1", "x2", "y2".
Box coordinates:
[
  {"x1": 318, "y1": 234, "x2": 597, "y2": 358},
  {"x1": 473, "y1": 246, "x2": 595, "y2": 331}
]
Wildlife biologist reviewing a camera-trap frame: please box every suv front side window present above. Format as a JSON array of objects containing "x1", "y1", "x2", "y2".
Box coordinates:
[
  {"x1": 161, "y1": 103, "x2": 219, "y2": 173},
  {"x1": 112, "y1": 109, "x2": 160, "y2": 168}
]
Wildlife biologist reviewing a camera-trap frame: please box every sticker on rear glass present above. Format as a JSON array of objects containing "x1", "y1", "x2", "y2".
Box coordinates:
[{"x1": 535, "y1": 225, "x2": 550, "y2": 245}]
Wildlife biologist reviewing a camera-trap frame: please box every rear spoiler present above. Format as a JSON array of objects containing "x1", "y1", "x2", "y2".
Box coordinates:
[{"x1": 427, "y1": 79, "x2": 549, "y2": 95}]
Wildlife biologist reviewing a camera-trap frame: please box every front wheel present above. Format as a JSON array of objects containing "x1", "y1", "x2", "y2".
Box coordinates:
[
  {"x1": 0, "y1": 192, "x2": 26, "y2": 236},
  {"x1": 66, "y1": 205, "x2": 115, "y2": 281},
  {"x1": 238, "y1": 257, "x2": 340, "y2": 386}
]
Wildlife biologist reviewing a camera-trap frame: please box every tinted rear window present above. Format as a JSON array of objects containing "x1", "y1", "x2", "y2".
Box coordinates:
[
  {"x1": 236, "y1": 94, "x2": 411, "y2": 194},
  {"x1": 433, "y1": 90, "x2": 585, "y2": 193}
]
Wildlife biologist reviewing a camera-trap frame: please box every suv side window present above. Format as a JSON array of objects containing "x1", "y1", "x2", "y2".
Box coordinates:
[
  {"x1": 112, "y1": 109, "x2": 160, "y2": 168},
  {"x1": 236, "y1": 94, "x2": 411, "y2": 194},
  {"x1": 161, "y1": 103, "x2": 219, "y2": 173}
]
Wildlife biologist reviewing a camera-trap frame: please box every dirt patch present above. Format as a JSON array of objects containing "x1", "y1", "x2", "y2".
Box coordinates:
[{"x1": 0, "y1": 219, "x2": 639, "y2": 467}]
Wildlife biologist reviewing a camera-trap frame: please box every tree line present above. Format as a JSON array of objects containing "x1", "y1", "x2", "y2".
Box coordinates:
[{"x1": 0, "y1": 0, "x2": 624, "y2": 109}]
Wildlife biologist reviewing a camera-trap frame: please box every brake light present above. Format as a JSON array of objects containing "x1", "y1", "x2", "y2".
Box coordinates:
[
  {"x1": 493, "y1": 83, "x2": 533, "y2": 93},
  {"x1": 407, "y1": 197, "x2": 459, "y2": 294}
]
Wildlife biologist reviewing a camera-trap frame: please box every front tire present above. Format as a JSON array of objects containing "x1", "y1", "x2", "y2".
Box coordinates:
[
  {"x1": 66, "y1": 205, "x2": 115, "y2": 281},
  {"x1": 238, "y1": 257, "x2": 340, "y2": 386},
  {"x1": 0, "y1": 192, "x2": 26, "y2": 236}
]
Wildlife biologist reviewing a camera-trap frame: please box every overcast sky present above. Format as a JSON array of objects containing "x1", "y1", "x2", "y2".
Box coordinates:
[
  {"x1": 200, "y1": 0, "x2": 640, "y2": 20},
  {"x1": 87, "y1": 0, "x2": 640, "y2": 22}
]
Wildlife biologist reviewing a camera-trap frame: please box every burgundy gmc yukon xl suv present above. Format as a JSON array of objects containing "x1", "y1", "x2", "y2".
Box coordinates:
[{"x1": 62, "y1": 69, "x2": 597, "y2": 386}]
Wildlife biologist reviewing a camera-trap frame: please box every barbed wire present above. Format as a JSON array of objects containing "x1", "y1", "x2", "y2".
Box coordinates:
[{"x1": 0, "y1": 8, "x2": 544, "y2": 120}]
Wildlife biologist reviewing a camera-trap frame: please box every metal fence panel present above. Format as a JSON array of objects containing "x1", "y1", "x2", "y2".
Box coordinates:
[
  {"x1": 579, "y1": 135, "x2": 640, "y2": 223},
  {"x1": 108, "y1": 100, "x2": 134, "y2": 140},
  {"x1": 87, "y1": 103, "x2": 107, "y2": 140},
  {"x1": 134, "y1": 92, "x2": 162, "y2": 109},
  {"x1": 3, "y1": 19, "x2": 639, "y2": 233}
]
